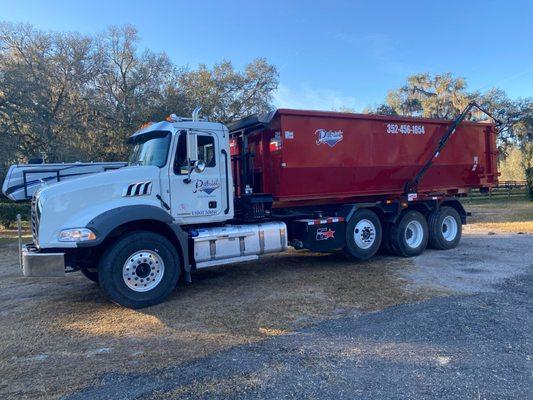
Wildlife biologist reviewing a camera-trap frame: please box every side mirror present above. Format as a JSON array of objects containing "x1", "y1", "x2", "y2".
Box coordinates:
[
  {"x1": 183, "y1": 159, "x2": 206, "y2": 183},
  {"x1": 194, "y1": 160, "x2": 206, "y2": 173}
]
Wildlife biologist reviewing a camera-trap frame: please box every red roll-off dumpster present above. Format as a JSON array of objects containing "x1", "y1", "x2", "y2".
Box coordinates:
[{"x1": 230, "y1": 109, "x2": 498, "y2": 208}]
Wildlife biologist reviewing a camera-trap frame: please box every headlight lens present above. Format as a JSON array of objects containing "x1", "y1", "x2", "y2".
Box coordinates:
[{"x1": 58, "y1": 228, "x2": 97, "y2": 242}]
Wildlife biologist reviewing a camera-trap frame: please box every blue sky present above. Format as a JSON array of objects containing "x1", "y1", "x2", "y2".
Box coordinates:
[{"x1": 2, "y1": 0, "x2": 532, "y2": 111}]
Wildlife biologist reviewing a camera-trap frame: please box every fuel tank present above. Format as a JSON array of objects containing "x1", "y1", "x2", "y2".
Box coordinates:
[{"x1": 192, "y1": 222, "x2": 287, "y2": 268}]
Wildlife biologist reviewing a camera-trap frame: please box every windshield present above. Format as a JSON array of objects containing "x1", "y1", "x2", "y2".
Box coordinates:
[{"x1": 128, "y1": 131, "x2": 170, "y2": 167}]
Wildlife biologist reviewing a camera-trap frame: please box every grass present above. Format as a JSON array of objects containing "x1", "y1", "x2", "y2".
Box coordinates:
[
  {"x1": 465, "y1": 197, "x2": 533, "y2": 233},
  {"x1": 0, "y1": 229, "x2": 31, "y2": 246}
]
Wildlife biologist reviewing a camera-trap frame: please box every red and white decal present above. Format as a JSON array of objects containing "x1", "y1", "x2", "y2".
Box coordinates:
[
  {"x1": 270, "y1": 131, "x2": 282, "y2": 152},
  {"x1": 472, "y1": 156, "x2": 479, "y2": 171},
  {"x1": 316, "y1": 228, "x2": 335, "y2": 241}
]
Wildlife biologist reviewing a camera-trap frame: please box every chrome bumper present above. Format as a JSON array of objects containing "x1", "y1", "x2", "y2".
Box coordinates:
[{"x1": 21, "y1": 244, "x2": 65, "y2": 277}]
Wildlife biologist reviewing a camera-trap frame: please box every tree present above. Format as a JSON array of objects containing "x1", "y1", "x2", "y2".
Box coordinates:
[
  {"x1": 0, "y1": 22, "x2": 279, "y2": 175},
  {"x1": 379, "y1": 73, "x2": 472, "y2": 119},
  {"x1": 511, "y1": 99, "x2": 533, "y2": 197},
  {"x1": 499, "y1": 146, "x2": 525, "y2": 181},
  {"x1": 477, "y1": 89, "x2": 524, "y2": 151},
  {"x1": 89, "y1": 25, "x2": 176, "y2": 160},
  {"x1": 373, "y1": 104, "x2": 398, "y2": 116},
  {"x1": 176, "y1": 58, "x2": 279, "y2": 123},
  {"x1": 0, "y1": 22, "x2": 101, "y2": 163}
]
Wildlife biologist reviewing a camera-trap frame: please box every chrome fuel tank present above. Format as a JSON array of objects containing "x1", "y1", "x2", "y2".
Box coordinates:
[{"x1": 192, "y1": 222, "x2": 287, "y2": 268}]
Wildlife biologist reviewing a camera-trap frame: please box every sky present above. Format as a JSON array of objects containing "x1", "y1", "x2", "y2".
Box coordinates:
[{"x1": 1, "y1": 0, "x2": 532, "y2": 111}]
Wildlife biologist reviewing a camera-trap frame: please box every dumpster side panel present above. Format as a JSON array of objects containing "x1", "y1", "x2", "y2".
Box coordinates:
[{"x1": 233, "y1": 109, "x2": 498, "y2": 207}]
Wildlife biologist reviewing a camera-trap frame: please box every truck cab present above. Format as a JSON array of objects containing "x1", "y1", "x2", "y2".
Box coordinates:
[{"x1": 129, "y1": 118, "x2": 234, "y2": 225}]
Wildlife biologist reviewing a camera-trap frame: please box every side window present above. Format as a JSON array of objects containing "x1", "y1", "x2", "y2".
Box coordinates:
[
  {"x1": 197, "y1": 135, "x2": 216, "y2": 167},
  {"x1": 173, "y1": 132, "x2": 188, "y2": 175}
]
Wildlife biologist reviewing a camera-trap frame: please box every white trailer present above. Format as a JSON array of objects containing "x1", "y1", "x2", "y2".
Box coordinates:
[{"x1": 2, "y1": 162, "x2": 127, "y2": 201}]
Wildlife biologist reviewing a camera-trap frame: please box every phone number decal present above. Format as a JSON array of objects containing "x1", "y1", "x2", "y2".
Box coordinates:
[{"x1": 386, "y1": 124, "x2": 425, "y2": 135}]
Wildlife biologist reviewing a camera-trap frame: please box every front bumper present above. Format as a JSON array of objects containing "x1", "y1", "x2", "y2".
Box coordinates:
[{"x1": 22, "y1": 244, "x2": 65, "y2": 277}]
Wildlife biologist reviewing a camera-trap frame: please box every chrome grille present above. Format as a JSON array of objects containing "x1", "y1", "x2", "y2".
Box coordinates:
[{"x1": 31, "y1": 195, "x2": 40, "y2": 246}]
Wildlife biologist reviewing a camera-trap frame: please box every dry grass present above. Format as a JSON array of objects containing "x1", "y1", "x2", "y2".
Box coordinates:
[
  {"x1": 0, "y1": 229, "x2": 31, "y2": 246},
  {"x1": 465, "y1": 199, "x2": 533, "y2": 233},
  {"x1": 465, "y1": 221, "x2": 533, "y2": 233},
  {"x1": 0, "y1": 244, "x2": 428, "y2": 399}
]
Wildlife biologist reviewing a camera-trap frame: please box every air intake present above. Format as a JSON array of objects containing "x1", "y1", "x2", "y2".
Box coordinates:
[{"x1": 123, "y1": 181, "x2": 152, "y2": 197}]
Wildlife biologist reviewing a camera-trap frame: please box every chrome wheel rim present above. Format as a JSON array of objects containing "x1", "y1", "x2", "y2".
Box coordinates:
[
  {"x1": 353, "y1": 219, "x2": 376, "y2": 249},
  {"x1": 442, "y1": 216, "x2": 458, "y2": 241},
  {"x1": 122, "y1": 250, "x2": 165, "y2": 292},
  {"x1": 405, "y1": 220, "x2": 424, "y2": 249}
]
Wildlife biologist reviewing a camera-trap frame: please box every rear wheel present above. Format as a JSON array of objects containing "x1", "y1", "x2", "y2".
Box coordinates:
[
  {"x1": 428, "y1": 206, "x2": 462, "y2": 250},
  {"x1": 98, "y1": 231, "x2": 181, "y2": 309},
  {"x1": 389, "y1": 210, "x2": 428, "y2": 257},
  {"x1": 344, "y1": 209, "x2": 382, "y2": 260}
]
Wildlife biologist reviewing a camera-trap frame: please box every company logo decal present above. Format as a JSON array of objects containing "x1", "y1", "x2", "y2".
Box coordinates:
[
  {"x1": 193, "y1": 179, "x2": 220, "y2": 195},
  {"x1": 315, "y1": 129, "x2": 343, "y2": 147},
  {"x1": 316, "y1": 228, "x2": 335, "y2": 241}
]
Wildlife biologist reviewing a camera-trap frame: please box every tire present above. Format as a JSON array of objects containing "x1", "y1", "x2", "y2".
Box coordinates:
[
  {"x1": 80, "y1": 266, "x2": 99, "y2": 283},
  {"x1": 389, "y1": 210, "x2": 428, "y2": 257},
  {"x1": 428, "y1": 206, "x2": 462, "y2": 250},
  {"x1": 344, "y1": 209, "x2": 382, "y2": 260},
  {"x1": 98, "y1": 231, "x2": 181, "y2": 309}
]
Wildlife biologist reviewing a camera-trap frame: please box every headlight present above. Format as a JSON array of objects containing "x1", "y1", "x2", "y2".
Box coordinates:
[{"x1": 58, "y1": 228, "x2": 97, "y2": 242}]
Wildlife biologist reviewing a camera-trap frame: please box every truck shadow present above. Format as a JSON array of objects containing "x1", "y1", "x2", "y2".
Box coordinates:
[{"x1": 139, "y1": 250, "x2": 421, "y2": 337}]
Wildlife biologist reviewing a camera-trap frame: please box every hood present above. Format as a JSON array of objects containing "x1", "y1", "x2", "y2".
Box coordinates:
[
  {"x1": 36, "y1": 165, "x2": 164, "y2": 248},
  {"x1": 38, "y1": 165, "x2": 158, "y2": 199}
]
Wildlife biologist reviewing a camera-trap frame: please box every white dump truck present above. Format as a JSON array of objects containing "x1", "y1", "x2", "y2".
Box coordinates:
[{"x1": 18, "y1": 105, "x2": 498, "y2": 308}]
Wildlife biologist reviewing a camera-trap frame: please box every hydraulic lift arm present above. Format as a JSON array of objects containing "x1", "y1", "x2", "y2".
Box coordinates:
[{"x1": 404, "y1": 101, "x2": 501, "y2": 195}]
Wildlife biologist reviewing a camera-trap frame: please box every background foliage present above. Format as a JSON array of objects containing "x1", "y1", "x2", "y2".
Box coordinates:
[{"x1": 0, "y1": 23, "x2": 279, "y2": 172}]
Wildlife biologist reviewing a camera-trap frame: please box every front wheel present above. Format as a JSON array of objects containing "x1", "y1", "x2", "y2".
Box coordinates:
[
  {"x1": 98, "y1": 231, "x2": 181, "y2": 309},
  {"x1": 344, "y1": 209, "x2": 382, "y2": 260}
]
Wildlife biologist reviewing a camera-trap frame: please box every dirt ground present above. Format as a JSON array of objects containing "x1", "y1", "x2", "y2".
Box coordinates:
[{"x1": 0, "y1": 199, "x2": 531, "y2": 399}]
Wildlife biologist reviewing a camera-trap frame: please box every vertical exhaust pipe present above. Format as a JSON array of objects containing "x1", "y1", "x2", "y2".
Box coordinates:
[{"x1": 192, "y1": 106, "x2": 202, "y2": 122}]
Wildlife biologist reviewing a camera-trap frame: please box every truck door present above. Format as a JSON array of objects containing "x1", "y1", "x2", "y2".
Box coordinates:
[{"x1": 169, "y1": 130, "x2": 224, "y2": 222}]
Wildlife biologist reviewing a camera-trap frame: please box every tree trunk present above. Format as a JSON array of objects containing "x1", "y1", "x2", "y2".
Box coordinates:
[{"x1": 526, "y1": 167, "x2": 533, "y2": 200}]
